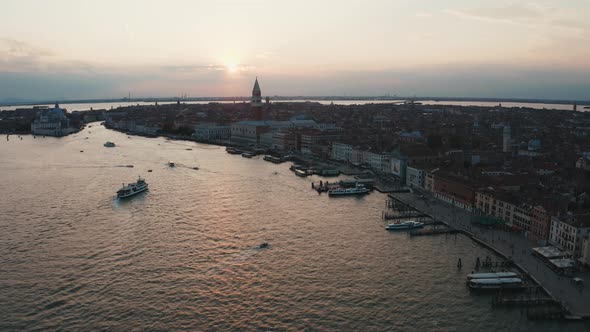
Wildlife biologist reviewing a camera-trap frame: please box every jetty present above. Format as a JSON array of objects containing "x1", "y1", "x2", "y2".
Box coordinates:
[
  {"x1": 409, "y1": 227, "x2": 457, "y2": 236},
  {"x1": 381, "y1": 211, "x2": 430, "y2": 220},
  {"x1": 493, "y1": 293, "x2": 558, "y2": 307},
  {"x1": 387, "y1": 192, "x2": 590, "y2": 320}
]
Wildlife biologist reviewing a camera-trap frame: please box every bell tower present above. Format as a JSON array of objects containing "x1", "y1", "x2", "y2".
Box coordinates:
[{"x1": 251, "y1": 77, "x2": 263, "y2": 120}]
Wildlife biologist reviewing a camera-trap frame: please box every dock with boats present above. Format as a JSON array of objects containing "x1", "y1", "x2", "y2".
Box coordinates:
[{"x1": 385, "y1": 192, "x2": 587, "y2": 320}]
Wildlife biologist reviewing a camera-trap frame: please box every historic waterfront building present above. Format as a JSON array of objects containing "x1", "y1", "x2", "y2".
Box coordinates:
[
  {"x1": 30, "y1": 104, "x2": 78, "y2": 137},
  {"x1": 251, "y1": 77, "x2": 263, "y2": 121},
  {"x1": 433, "y1": 172, "x2": 476, "y2": 211},
  {"x1": 192, "y1": 124, "x2": 231, "y2": 141},
  {"x1": 549, "y1": 213, "x2": 590, "y2": 256}
]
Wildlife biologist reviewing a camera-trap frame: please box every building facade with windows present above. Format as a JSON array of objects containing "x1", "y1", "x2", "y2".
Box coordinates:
[{"x1": 549, "y1": 214, "x2": 590, "y2": 256}]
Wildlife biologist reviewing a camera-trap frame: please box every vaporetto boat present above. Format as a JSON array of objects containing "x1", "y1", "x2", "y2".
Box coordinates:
[
  {"x1": 467, "y1": 272, "x2": 519, "y2": 280},
  {"x1": 328, "y1": 184, "x2": 370, "y2": 196},
  {"x1": 467, "y1": 277, "x2": 524, "y2": 290},
  {"x1": 385, "y1": 220, "x2": 424, "y2": 230},
  {"x1": 117, "y1": 176, "x2": 148, "y2": 198}
]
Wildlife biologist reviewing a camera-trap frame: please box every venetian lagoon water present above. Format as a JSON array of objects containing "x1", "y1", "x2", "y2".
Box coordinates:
[{"x1": 0, "y1": 125, "x2": 588, "y2": 331}]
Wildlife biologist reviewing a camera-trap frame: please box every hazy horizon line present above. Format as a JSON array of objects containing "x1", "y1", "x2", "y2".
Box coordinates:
[{"x1": 2, "y1": 95, "x2": 589, "y2": 108}]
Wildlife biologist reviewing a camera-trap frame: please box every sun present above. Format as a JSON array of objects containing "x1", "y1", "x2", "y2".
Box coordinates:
[{"x1": 226, "y1": 61, "x2": 238, "y2": 73}]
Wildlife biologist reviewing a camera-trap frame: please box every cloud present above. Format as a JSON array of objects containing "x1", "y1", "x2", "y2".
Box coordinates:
[
  {"x1": 0, "y1": 38, "x2": 53, "y2": 72},
  {"x1": 161, "y1": 64, "x2": 226, "y2": 72},
  {"x1": 0, "y1": 37, "x2": 99, "y2": 74},
  {"x1": 255, "y1": 51, "x2": 274, "y2": 59},
  {"x1": 446, "y1": 3, "x2": 543, "y2": 22},
  {"x1": 414, "y1": 12, "x2": 432, "y2": 19},
  {"x1": 446, "y1": 3, "x2": 589, "y2": 35},
  {"x1": 0, "y1": 37, "x2": 53, "y2": 57},
  {"x1": 161, "y1": 63, "x2": 255, "y2": 73}
]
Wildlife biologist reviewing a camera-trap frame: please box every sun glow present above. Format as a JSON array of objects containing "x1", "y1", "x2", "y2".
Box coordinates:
[{"x1": 226, "y1": 60, "x2": 238, "y2": 73}]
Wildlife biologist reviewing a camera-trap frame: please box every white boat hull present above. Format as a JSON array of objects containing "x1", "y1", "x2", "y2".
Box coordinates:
[
  {"x1": 328, "y1": 189, "x2": 370, "y2": 196},
  {"x1": 117, "y1": 184, "x2": 148, "y2": 198},
  {"x1": 385, "y1": 221, "x2": 424, "y2": 230}
]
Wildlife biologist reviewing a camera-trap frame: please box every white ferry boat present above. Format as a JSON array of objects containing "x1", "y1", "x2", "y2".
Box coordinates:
[
  {"x1": 104, "y1": 141, "x2": 116, "y2": 147},
  {"x1": 117, "y1": 177, "x2": 148, "y2": 198},
  {"x1": 467, "y1": 277, "x2": 524, "y2": 290},
  {"x1": 328, "y1": 184, "x2": 370, "y2": 196},
  {"x1": 385, "y1": 220, "x2": 424, "y2": 231},
  {"x1": 467, "y1": 272, "x2": 518, "y2": 280}
]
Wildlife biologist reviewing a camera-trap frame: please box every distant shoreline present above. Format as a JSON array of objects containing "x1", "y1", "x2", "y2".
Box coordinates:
[{"x1": 2, "y1": 96, "x2": 590, "y2": 108}]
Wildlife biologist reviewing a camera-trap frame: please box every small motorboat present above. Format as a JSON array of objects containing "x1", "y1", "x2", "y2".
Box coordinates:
[
  {"x1": 148, "y1": 169, "x2": 153, "y2": 172},
  {"x1": 168, "y1": 161, "x2": 175, "y2": 167},
  {"x1": 259, "y1": 243, "x2": 269, "y2": 249},
  {"x1": 241, "y1": 152, "x2": 255, "y2": 158},
  {"x1": 104, "y1": 141, "x2": 116, "y2": 147}
]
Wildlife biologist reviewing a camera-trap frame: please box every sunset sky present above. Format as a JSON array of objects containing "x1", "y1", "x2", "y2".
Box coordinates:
[{"x1": 1, "y1": 0, "x2": 589, "y2": 100}]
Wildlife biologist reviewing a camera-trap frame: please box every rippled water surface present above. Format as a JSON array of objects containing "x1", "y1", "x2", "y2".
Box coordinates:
[{"x1": 0, "y1": 125, "x2": 588, "y2": 331}]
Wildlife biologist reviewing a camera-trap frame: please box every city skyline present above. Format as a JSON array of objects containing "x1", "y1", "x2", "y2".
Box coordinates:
[{"x1": 1, "y1": 0, "x2": 589, "y2": 100}]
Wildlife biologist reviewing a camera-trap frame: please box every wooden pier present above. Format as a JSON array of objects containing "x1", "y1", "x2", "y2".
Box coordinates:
[
  {"x1": 382, "y1": 211, "x2": 431, "y2": 220},
  {"x1": 526, "y1": 306, "x2": 565, "y2": 320},
  {"x1": 409, "y1": 227, "x2": 458, "y2": 236},
  {"x1": 492, "y1": 288, "x2": 558, "y2": 307},
  {"x1": 493, "y1": 296, "x2": 558, "y2": 307}
]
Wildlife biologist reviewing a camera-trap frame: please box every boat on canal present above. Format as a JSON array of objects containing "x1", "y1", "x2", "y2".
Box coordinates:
[
  {"x1": 116, "y1": 176, "x2": 148, "y2": 198},
  {"x1": 385, "y1": 220, "x2": 424, "y2": 230}
]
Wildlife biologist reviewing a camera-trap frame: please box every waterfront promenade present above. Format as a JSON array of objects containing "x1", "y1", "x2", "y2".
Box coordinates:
[{"x1": 391, "y1": 192, "x2": 590, "y2": 319}]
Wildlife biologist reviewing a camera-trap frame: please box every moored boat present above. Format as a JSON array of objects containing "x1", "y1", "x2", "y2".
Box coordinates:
[
  {"x1": 328, "y1": 184, "x2": 370, "y2": 196},
  {"x1": 385, "y1": 220, "x2": 424, "y2": 230},
  {"x1": 467, "y1": 277, "x2": 524, "y2": 290},
  {"x1": 467, "y1": 272, "x2": 519, "y2": 280},
  {"x1": 294, "y1": 169, "x2": 308, "y2": 177},
  {"x1": 226, "y1": 147, "x2": 243, "y2": 154},
  {"x1": 241, "y1": 152, "x2": 255, "y2": 158},
  {"x1": 263, "y1": 155, "x2": 283, "y2": 163},
  {"x1": 116, "y1": 176, "x2": 148, "y2": 198}
]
